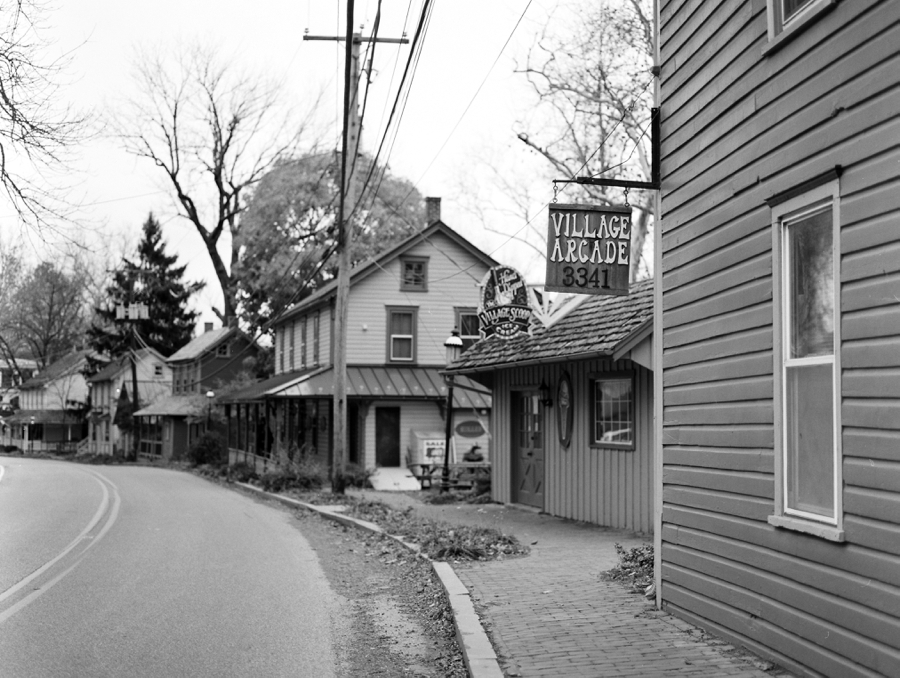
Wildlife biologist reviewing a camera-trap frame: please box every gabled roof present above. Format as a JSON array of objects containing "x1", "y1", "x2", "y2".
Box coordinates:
[
  {"x1": 167, "y1": 327, "x2": 238, "y2": 363},
  {"x1": 276, "y1": 220, "x2": 499, "y2": 325},
  {"x1": 89, "y1": 348, "x2": 167, "y2": 383},
  {"x1": 447, "y1": 279, "x2": 654, "y2": 373},
  {"x1": 19, "y1": 350, "x2": 97, "y2": 390}
]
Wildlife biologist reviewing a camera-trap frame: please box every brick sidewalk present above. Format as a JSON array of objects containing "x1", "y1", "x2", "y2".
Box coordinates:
[{"x1": 354, "y1": 491, "x2": 791, "y2": 678}]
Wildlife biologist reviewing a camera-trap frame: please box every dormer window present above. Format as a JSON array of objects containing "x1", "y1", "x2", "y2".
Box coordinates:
[{"x1": 400, "y1": 257, "x2": 428, "y2": 292}]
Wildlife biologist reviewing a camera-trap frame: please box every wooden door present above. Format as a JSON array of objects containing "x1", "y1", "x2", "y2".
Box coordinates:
[
  {"x1": 512, "y1": 391, "x2": 544, "y2": 508},
  {"x1": 375, "y1": 407, "x2": 401, "y2": 467}
]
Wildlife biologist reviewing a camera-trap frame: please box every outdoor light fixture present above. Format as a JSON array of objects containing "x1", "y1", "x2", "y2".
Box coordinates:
[
  {"x1": 441, "y1": 329, "x2": 464, "y2": 493},
  {"x1": 206, "y1": 390, "x2": 215, "y2": 429},
  {"x1": 539, "y1": 380, "x2": 553, "y2": 408}
]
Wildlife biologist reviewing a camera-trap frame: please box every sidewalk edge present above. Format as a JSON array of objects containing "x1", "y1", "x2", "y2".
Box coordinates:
[{"x1": 234, "y1": 483, "x2": 504, "y2": 678}]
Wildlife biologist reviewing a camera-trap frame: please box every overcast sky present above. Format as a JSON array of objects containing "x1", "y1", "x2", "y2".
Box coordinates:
[{"x1": 22, "y1": 0, "x2": 563, "y2": 324}]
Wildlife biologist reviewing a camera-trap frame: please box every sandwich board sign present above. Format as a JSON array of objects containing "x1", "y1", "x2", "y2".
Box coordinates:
[{"x1": 545, "y1": 203, "x2": 632, "y2": 296}]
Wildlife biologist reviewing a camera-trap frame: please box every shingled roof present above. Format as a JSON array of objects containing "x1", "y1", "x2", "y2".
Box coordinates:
[
  {"x1": 19, "y1": 350, "x2": 98, "y2": 389},
  {"x1": 447, "y1": 279, "x2": 653, "y2": 373}
]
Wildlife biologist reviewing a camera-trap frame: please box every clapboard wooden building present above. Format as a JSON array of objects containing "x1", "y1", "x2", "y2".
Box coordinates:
[
  {"x1": 448, "y1": 280, "x2": 654, "y2": 532},
  {"x1": 222, "y1": 199, "x2": 495, "y2": 477},
  {"x1": 657, "y1": 1, "x2": 900, "y2": 675}
]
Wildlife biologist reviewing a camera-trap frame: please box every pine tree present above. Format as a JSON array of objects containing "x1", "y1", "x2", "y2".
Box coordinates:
[{"x1": 89, "y1": 214, "x2": 205, "y2": 358}]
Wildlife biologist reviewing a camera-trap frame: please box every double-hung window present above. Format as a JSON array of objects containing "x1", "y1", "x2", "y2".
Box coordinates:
[
  {"x1": 288, "y1": 321, "x2": 295, "y2": 370},
  {"x1": 456, "y1": 308, "x2": 480, "y2": 352},
  {"x1": 590, "y1": 374, "x2": 634, "y2": 449},
  {"x1": 300, "y1": 318, "x2": 307, "y2": 369},
  {"x1": 769, "y1": 177, "x2": 842, "y2": 539},
  {"x1": 387, "y1": 307, "x2": 417, "y2": 363},
  {"x1": 312, "y1": 312, "x2": 320, "y2": 366}
]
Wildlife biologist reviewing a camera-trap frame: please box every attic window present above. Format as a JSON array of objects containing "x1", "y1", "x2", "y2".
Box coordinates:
[
  {"x1": 400, "y1": 257, "x2": 428, "y2": 292},
  {"x1": 216, "y1": 342, "x2": 231, "y2": 357},
  {"x1": 154, "y1": 364, "x2": 163, "y2": 377}
]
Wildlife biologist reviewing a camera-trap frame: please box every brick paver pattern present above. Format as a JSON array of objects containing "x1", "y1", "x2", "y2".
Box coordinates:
[{"x1": 356, "y1": 491, "x2": 790, "y2": 678}]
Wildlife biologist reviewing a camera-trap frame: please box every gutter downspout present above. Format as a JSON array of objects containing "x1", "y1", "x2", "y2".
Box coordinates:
[{"x1": 652, "y1": 0, "x2": 664, "y2": 610}]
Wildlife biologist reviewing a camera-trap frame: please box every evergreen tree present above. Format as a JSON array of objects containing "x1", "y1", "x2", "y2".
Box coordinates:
[{"x1": 89, "y1": 214, "x2": 204, "y2": 358}]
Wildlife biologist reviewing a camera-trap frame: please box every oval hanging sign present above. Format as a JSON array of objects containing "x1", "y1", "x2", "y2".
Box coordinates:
[
  {"x1": 478, "y1": 266, "x2": 532, "y2": 339},
  {"x1": 455, "y1": 420, "x2": 484, "y2": 438}
]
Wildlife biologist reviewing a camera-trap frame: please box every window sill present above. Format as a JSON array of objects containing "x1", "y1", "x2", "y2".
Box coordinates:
[
  {"x1": 589, "y1": 442, "x2": 635, "y2": 452},
  {"x1": 768, "y1": 514, "x2": 844, "y2": 542},
  {"x1": 399, "y1": 288, "x2": 428, "y2": 293},
  {"x1": 761, "y1": 0, "x2": 837, "y2": 58}
]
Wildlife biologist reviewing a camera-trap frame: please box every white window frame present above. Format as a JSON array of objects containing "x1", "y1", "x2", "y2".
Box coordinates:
[
  {"x1": 769, "y1": 178, "x2": 843, "y2": 541},
  {"x1": 764, "y1": 0, "x2": 835, "y2": 54},
  {"x1": 386, "y1": 307, "x2": 417, "y2": 363},
  {"x1": 455, "y1": 307, "x2": 480, "y2": 352}
]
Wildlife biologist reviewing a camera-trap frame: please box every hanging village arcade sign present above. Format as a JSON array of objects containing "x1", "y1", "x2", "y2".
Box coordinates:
[{"x1": 545, "y1": 203, "x2": 632, "y2": 296}]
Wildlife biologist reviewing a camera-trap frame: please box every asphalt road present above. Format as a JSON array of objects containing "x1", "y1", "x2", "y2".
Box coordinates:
[{"x1": 0, "y1": 457, "x2": 347, "y2": 678}]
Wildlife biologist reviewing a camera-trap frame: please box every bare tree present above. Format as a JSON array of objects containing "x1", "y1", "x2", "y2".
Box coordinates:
[
  {"x1": 5, "y1": 257, "x2": 89, "y2": 369},
  {"x1": 0, "y1": 0, "x2": 85, "y2": 234},
  {"x1": 115, "y1": 44, "x2": 320, "y2": 322},
  {"x1": 517, "y1": 0, "x2": 655, "y2": 280}
]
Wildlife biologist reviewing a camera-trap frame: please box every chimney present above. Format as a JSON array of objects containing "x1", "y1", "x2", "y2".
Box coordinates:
[
  {"x1": 425, "y1": 197, "x2": 441, "y2": 226},
  {"x1": 204, "y1": 322, "x2": 214, "y2": 333}
]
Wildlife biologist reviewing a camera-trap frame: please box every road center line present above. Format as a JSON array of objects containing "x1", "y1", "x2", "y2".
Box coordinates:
[{"x1": 0, "y1": 467, "x2": 121, "y2": 621}]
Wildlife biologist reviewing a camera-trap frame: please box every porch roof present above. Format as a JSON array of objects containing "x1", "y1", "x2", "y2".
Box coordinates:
[
  {"x1": 133, "y1": 395, "x2": 203, "y2": 418},
  {"x1": 224, "y1": 366, "x2": 491, "y2": 410},
  {"x1": 3, "y1": 409, "x2": 75, "y2": 425},
  {"x1": 447, "y1": 279, "x2": 654, "y2": 374}
]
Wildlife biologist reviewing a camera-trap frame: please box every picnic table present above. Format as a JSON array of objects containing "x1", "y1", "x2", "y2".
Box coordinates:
[{"x1": 406, "y1": 460, "x2": 491, "y2": 489}]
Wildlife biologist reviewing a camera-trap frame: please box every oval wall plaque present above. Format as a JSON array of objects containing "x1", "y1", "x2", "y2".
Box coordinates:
[
  {"x1": 455, "y1": 420, "x2": 484, "y2": 438},
  {"x1": 557, "y1": 371, "x2": 573, "y2": 448}
]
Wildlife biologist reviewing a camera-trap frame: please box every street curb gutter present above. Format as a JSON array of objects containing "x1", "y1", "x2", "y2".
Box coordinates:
[{"x1": 235, "y1": 483, "x2": 504, "y2": 678}]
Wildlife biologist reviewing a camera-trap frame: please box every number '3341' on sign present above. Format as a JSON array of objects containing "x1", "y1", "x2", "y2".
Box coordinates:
[{"x1": 544, "y1": 203, "x2": 632, "y2": 296}]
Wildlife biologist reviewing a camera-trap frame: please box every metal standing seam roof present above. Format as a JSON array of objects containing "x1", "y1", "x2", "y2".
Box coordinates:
[
  {"x1": 2, "y1": 409, "x2": 77, "y2": 425},
  {"x1": 133, "y1": 394, "x2": 205, "y2": 418},
  {"x1": 447, "y1": 279, "x2": 654, "y2": 373},
  {"x1": 222, "y1": 366, "x2": 491, "y2": 409}
]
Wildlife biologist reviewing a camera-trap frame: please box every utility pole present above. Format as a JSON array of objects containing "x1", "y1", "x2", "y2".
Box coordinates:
[{"x1": 304, "y1": 8, "x2": 408, "y2": 492}]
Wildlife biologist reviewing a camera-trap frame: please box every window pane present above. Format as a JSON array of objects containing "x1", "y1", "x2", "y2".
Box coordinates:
[
  {"x1": 787, "y1": 208, "x2": 833, "y2": 358},
  {"x1": 391, "y1": 312, "x2": 413, "y2": 335},
  {"x1": 782, "y1": 0, "x2": 813, "y2": 22},
  {"x1": 593, "y1": 379, "x2": 633, "y2": 444},
  {"x1": 786, "y1": 363, "x2": 834, "y2": 517},
  {"x1": 402, "y1": 261, "x2": 425, "y2": 288},
  {"x1": 392, "y1": 337, "x2": 413, "y2": 360}
]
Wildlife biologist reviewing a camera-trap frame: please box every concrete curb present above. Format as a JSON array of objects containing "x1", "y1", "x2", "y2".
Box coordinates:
[{"x1": 235, "y1": 483, "x2": 504, "y2": 678}]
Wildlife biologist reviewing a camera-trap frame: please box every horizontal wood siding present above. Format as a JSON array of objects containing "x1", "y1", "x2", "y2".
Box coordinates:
[
  {"x1": 345, "y1": 232, "x2": 488, "y2": 366},
  {"x1": 492, "y1": 359, "x2": 653, "y2": 533},
  {"x1": 362, "y1": 399, "x2": 443, "y2": 470},
  {"x1": 660, "y1": 0, "x2": 900, "y2": 675}
]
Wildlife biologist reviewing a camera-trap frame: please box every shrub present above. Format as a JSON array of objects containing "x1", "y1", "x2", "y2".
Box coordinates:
[
  {"x1": 224, "y1": 461, "x2": 258, "y2": 483},
  {"x1": 188, "y1": 432, "x2": 227, "y2": 467},
  {"x1": 335, "y1": 463, "x2": 374, "y2": 489},
  {"x1": 259, "y1": 457, "x2": 327, "y2": 493}
]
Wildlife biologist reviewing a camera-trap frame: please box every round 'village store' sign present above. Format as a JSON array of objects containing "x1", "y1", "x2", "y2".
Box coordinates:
[{"x1": 478, "y1": 266, "x2": 532, "y2": 338}]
